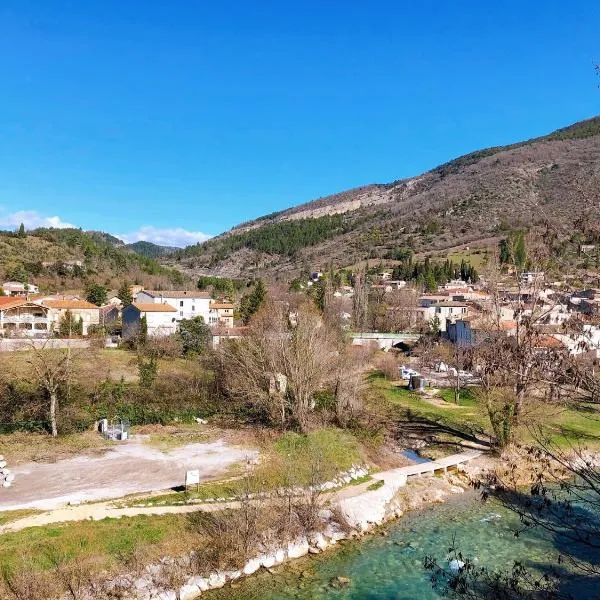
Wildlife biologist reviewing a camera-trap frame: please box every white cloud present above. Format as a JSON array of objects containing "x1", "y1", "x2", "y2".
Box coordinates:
[
  {"x1": 118, "y1": 226, "x2": 212, "y2": 248},
  {"x1": 0, "y1": 210, "x2": 76, "y2": 230},
  {"x1": 0, "y1": 209, "x2": 211, "y2": 249}
]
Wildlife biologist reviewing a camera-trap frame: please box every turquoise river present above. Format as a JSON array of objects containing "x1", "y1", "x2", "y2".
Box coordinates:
[{"x1": 205, "y1": 491, "x2": 595, "y2": 599}]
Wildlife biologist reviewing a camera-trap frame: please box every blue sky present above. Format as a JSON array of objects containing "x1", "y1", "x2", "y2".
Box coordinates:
[{"x1": 0, "y1": 1, "x2": 599, "y2": 246}]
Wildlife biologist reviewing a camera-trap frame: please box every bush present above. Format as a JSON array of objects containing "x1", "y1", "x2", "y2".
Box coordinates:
[{"x1": 375, "y1": 353, "x2": 399, "y2": 380}]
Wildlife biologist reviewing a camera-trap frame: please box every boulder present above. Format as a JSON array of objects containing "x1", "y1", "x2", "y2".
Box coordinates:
[
  {"x1": 179, "y1": 583, "x2": 201, "y2": 600},
  {"x1": 189, "y1": 577, "x2": 210, "y2": 592},
  {"x1": 207, "y1": 572, "x2": 226, "y2": 589},
  {"x1": 259, "y1": 554, "x2": 277, "y2": 569},
  {"x1": 448, "y1": 559, "x2": 465, "y2": 573},
  {"x1": 287, "y1": 538, "x2": 309, "y2": 559},
  {"x1": 242, "y1": 558, "x2": 262, "y2": 576}
]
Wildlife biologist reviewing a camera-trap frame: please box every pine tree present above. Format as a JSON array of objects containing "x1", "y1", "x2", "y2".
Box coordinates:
[
  {"x1": 17, "y1": 223, "x2": 26, "y2": 238},
  {"x1": 240, "y1": 280, "x2": 267, "y2": 324},
  {"x1": 117, "y1": 282, "x2": 133, "y2": 306}
]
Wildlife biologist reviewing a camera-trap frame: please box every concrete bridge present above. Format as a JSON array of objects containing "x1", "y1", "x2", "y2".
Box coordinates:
[
  {"x1": 351, "y1": 332, "x2": 422, "y2": 350},
  {"x1": 374, "y1": 449, "x2": 482, "y2": 479}
]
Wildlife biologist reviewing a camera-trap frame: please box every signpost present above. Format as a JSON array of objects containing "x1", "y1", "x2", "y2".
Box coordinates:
[{"x1": 185, "y1": 469, "x2": 200, "y2": 492}]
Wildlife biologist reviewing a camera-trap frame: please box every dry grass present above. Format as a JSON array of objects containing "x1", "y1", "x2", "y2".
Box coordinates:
[
  {"x1": 0, "y1": 348, "x2": 204, "y2": 387},
  {"x1": 0, "y1": 509, "x2": 41, "y2": 527},
  {"x1": 132, "y1": 423, "x2": 217, "y2": 450},
  {"x1": 0, "y1": 430, "x2": 112, "y2": 465}
]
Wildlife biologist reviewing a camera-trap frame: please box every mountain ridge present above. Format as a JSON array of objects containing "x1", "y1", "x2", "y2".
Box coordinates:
[{"x1": 166, "y1": 115, "x2": 600, "y2": 279}]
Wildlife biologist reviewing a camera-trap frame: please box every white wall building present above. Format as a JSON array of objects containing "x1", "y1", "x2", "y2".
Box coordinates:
[
  {"x1": 419, "y1": 301, "x2": 469, "y2": 332},
  {"x1": 136, "y1": 290, "x2": 212, "y2": 323},
  {"x1": 43, "y1": 299, "x2": 100, "y2": 335},
  {"x1": 2, "y1": 281, "x2": 39, "y2": 296},
  {"x1": 122, "y1": 303, "x2": 178, "y2": 339}
]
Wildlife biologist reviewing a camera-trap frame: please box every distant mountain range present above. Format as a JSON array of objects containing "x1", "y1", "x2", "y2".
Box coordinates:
[
  {"x1": 165, "y1": 115, "x2": 600, "y2": 279},
  {"x1": 5, "y1": 115, "x2": 600, "y2": 287},
  {"x1": 125, "y1": 240, "x2": 178, "y2": 258}
]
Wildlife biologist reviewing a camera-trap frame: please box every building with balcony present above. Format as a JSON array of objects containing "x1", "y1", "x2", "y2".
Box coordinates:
[{"x1": 0, "y1": 298, "x2": 50, "y2": 337}]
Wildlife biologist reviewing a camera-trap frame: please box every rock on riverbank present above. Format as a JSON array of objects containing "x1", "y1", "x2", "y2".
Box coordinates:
[{"x1": 72, "y1": 472, "x2": 467, "y2": 600}]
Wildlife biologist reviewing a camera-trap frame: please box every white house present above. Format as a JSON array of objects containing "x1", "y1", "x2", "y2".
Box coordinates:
[
  {"x1": 136, "y1": 290, "x2": 212, "y2": 323},
  {"x1": 208, "y1": 301, "x2": 234, "y2": 327},
  {"x1": 122, "y1": 303, "x2": 178, "y2": 339},
  {"x1": 418, "y1": 300, "x2": 469, "y2": 332},
  {"x1": 2, "y1": 281, "x2": 39, "y2": 296},
  {"x1": 0, "y1": 298, "x2": 50, "y2": 337}
]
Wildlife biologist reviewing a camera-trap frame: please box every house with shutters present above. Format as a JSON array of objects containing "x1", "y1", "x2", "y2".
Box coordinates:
[{"x1": 42, "y1": 299, "x2": 100, "y2": 336}]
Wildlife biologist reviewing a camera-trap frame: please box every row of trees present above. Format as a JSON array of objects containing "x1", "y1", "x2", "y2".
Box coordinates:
[{"x1": 392, "y1": 256, "x2": 479, "y2": 291}]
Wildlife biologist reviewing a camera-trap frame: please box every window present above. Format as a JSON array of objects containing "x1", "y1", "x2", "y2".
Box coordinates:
[
  {"x1": 180, "y1": 311, "x2": 183, "y2": 317},
  {"x1": 180, "y1": 301, "x2": 184, "y2": 307},
  {"x1": 192, "y1": 306, "x2": 195, "y2": 311}
]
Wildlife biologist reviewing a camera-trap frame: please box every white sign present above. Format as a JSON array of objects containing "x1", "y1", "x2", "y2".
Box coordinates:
[{"x1": 185, "y1": 469, "x2": 200, "y2": 487}]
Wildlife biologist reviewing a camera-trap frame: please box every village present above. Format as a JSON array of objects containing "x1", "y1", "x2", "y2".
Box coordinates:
[{"x1": 3, "y1": 257, "x2": 599, "y2": 364}]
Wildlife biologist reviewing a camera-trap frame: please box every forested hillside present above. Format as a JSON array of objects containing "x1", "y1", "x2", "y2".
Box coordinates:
[
  {"x1": 126, "y1": 240, "x2": 177, "y2": 258},
  {"x1": 165, "y1": 115, "x2": 600, "y2": 279},
  {"x1": 0, "y1": 228, "x2": 186, "y2": 292}
]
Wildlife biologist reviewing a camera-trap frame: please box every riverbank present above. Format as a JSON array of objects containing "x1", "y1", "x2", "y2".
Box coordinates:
[{"x1": 75, "y1": 455, "x2": 478, "y2": 600}]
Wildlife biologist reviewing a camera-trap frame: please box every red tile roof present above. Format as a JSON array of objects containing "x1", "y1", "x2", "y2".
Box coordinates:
[{"x1": 44, "y1": 300, "x2": 99, "y2": 310}]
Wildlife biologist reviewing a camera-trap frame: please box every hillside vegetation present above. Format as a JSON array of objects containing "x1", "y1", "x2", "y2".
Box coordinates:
[
  {"x1": 166, "y1": 115, "x2": 600, "y2": 279},
  {"x1": 0, "y1": 228, "x2": 186, "y2": 291},
  {"x1": 126, "y1": 240, "x2": 177, "y2": 258}
]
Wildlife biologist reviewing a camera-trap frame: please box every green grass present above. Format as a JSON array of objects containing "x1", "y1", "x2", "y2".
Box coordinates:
[
  {"x1": 366, "y1": 480, "x2": 384, "y2": 491},
  {"x1": 0, "y1": 514, "x2": 195, "y2": 576},
  {"x1": 119, "y1": 428, "x2": 365, "y2": 508},
  {"x1": 373, "y1": 378, "x2": 487, "y2": 430},
  {"x1": 371, "y1": 375, "x2": 600, "y2": 449},
  {"x1": 446, "y1": 249, "x2": 490, "y2": 270},
  {"x1": 438, "y1": 387, "x2": 479, "y2": 407}
]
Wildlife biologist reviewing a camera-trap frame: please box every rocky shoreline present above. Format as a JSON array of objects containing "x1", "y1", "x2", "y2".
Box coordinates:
[{"x1": 77, "y1": 466, "x2": 472, "y2": 600}]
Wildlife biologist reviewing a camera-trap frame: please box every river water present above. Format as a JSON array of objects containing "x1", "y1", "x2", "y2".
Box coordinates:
[{"x1": 206, "y1": 491, "x2": 594, "y2": 599}]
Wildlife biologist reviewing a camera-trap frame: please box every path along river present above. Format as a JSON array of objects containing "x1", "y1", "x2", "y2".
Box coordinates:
[{"x1": 205, "y1": 490, "x2": 595, "y2": 599}]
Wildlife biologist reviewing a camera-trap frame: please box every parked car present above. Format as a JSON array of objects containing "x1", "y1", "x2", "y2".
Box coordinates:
[{"x1": 399, "y1": 365, "x2": 420, "y2": 380}]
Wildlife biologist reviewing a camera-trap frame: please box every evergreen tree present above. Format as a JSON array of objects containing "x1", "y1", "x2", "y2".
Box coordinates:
[
  {"x1": 138, "y1": 354, "x2": 158, "y2": 388},
  {"x1": 239, "y1": 280, "x2": 267, "y2": 324},
  {"x1": 17, "y1": 223, "x2": 26, "y2": 238},
  {"x1": 139, "y1": 315, "x2": 148, "y2": 346},
  {"x1": 85, "y1": 283, "x2": 108, "y2": 306},
  {"x1": 178, "y1": 316, "x2": 211, "y2": 355},
  {"x1": 58, "y1": 310, "x2": 83, "y2": 337},
  {"x1": 117, "y1": 282, "x2": 133, "y2": 306}
]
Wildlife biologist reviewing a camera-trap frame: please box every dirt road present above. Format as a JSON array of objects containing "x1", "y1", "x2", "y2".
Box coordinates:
[{"x1": 0, "y1": 437, "x2": 255, "y2": 511}]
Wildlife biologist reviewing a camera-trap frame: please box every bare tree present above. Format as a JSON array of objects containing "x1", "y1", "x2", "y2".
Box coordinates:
[
  {"x1": 219, "y1": 299, "x2": 363, "y2": 431},
  {"x1": 19, "y1": 340, "x2": 97, "y2": 437}
]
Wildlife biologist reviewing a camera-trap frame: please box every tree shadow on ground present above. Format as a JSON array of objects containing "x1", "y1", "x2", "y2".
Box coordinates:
[{"x1": 395, "y1": 410, "x2": 493, "y2": 450}]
